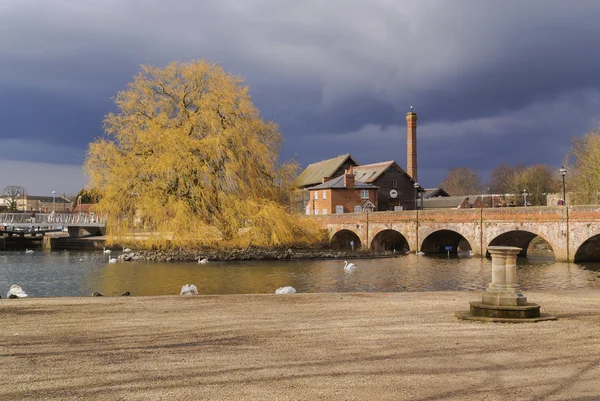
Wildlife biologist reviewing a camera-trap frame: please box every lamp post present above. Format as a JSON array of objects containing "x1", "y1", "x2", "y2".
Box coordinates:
[
  {"x1": 523, "y1": 189, "x2": 527, "y2": 207},
  {"x1": 414, "y1": 182, "x2": 423, "y2": 210},
  {"x1": 52, "y1": 191, "x2": 56, "y2": 212},
  {"x1": 559, "y1": 165, "x2": 567, "y2": 205}
]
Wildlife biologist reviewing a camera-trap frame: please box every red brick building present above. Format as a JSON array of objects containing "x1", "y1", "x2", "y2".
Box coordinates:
[{"x1": 306, "y1": 167, "x2": 378, "y2": 215}]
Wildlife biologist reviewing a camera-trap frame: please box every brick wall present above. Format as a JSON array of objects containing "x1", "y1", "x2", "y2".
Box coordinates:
[{"x1": 308, "y1": 188, "x2": 378, "y2": 215}]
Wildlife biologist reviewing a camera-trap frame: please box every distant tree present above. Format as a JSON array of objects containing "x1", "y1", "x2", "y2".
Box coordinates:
[
  {"x1": 85, "y1": 60, "x2": 321, "y2": 249},
  {"x1": 439, "y1": 167, "x2": 482, "y2": 196},
  {"x1": 568, "y1": 128, "x2": 600, "y2": 204},
  {"x1": 487, "y1": 164, "x2": 517, "y2": 195},
  {"x1": 510, "y1": 164, "x2": 560, "y2": 206},
  {"x1": 1, "y1": 185, "x2": 25, "y2": 212}
]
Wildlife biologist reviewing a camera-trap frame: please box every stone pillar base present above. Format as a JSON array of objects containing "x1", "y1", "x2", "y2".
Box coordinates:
[
  {"x1": 482, "y1": 290, "x2": 528, "y2": 306},
  {"x1": 455, "y1": 302, "x2": 557, "y2": 323}
]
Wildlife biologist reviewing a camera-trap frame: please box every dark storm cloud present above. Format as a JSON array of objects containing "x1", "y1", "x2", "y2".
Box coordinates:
[{"x1": 1, "y1": 0, "x2": 600, "y2": 192}]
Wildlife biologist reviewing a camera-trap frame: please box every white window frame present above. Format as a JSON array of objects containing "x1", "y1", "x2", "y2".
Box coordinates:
[
  {"x1": 354, "y1": 205, "x2": 362, "y2": 213},
  {"x1": 314, "y1": 209, "x2": 319, "y2": 215},
  {"x1": 322, "y1": 190, "x2": 327, "y2": 200},
  {"x1": 322, "y1": 208, "x2": 327, "y2": 215},
  {"x1": 361, "y1": 190, "x2": 369, "y2": 199},
  {"x1": 335, "y1": 205, "x2": 344, "y2": 214},
  {"x1": 314, "y1": 192, "x2": 319, "y2": 200}
]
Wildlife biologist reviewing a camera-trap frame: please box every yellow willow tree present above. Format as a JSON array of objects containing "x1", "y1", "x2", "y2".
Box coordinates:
[{"x1": 86, "y1": 60, "x2": 324, "y2": 249}]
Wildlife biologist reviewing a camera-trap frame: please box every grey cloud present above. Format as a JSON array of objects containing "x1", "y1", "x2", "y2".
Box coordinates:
[{"x1": 1, "y1": 0, "x2": 600, "y2": 191}]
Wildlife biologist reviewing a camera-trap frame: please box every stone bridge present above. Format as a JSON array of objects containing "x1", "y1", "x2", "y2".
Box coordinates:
[{"x1": 311, "y1": 206, "x2": 600, "y2": 262}]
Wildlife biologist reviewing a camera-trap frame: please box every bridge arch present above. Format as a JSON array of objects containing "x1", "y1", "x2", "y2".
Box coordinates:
[
  {"x1": 370, "y1": 229, "x2": 409, "y2": 252},
  {"x1": 420, "y1": 229, "x2": 473, "y2": 255},
  {"x1": 330, "y1": 229, "x2": 362, "y2": 250},
  {"x1": 573, "y1": 234, "x2": 600, "y2": 262},
  {"x1": 486, "y1": 230, "x2": 556, "y2": 258}
]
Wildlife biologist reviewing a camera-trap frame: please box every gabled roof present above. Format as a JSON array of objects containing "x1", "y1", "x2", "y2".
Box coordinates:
[
  {"x1": 307, "y1": 174, "x2": 379, "y2": 190},
  {"x1": 293, "y1": 154, "x2": 358, "y2": 188},
  {"x1": 361, "y1": 199, "x2": 376, "y2": 208},
  {"x1": 353, "y1": 161, "x2": 416, "y2": 184},
  {"x1": 423, "y1": 188, "x2": 450, "y2": 199}
]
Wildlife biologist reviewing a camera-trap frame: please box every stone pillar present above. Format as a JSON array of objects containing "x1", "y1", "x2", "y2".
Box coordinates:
[
  {"x1": 482, "y1": 246, "x2": 527, "y2": 306},
  {"x1": 42, "y1": 235, "x2": 52, "y2": 251}
]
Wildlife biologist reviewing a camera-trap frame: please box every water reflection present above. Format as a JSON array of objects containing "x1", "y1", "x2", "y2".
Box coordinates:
[{"x1": 0, "y1": 250, "x2": 599, "y2": 297}]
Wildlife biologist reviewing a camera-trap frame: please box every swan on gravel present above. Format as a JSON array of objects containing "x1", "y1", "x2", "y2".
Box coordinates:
[{"x1": 275, "y1": 286, "x2": 296, "y2": 294}]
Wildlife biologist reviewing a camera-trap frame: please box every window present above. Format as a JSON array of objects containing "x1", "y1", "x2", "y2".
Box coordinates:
[
  {"x1": 322, "y1": 209, "x2": 327, "y2": 215},
  {"x1": 361, "y1": 190, "x2": 369, "y2": 199},
  {"x1": 314, "y1": 192, "x2": 319, "y2": 200},
  {"x1": 322, "y1": 190, "x2": 327, "y2": 200},
  {"x1": 306, "y1": 206, "x2": 310, "y2": 215},
  {"x1": 335, "y1": 205, "x2": 344, "y2": 214},
  {"x1": 354, "y1": 205, "x2": 362, "y2": 213},
  {"x1": 391, "y1": 180, "x2": 397, "y2": 188},
  {"x1": 314, "y1": 209, "x2": 319, "y2": 215}
]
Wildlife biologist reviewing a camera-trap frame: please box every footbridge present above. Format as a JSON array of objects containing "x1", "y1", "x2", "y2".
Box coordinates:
[
  {"x1": 312, "y1": 206, "x2": 600, "y2": 262},
  {"x1": 0, "y1": 213, "x2": 105, "y2": 237}
]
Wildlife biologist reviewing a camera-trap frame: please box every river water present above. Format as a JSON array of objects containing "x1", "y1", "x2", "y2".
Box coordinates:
[{"x1": 1, "y1": 250, "x2": 599, "y2": 297}]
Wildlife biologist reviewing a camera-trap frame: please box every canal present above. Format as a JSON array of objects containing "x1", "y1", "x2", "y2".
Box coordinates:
[{"x1": 2, "y1": 249, "x2": 600, "y2": 297}]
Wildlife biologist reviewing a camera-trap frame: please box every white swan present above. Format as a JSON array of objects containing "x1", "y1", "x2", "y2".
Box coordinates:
[
  {"x1": 198, "y1": 258, "x2": 209, "y2": 264},
  {"x1": 416, "y1": 251, "x2": 425, "y2": 256},
  {"x1": 103, "y1": 247, "x2": 111, "y2": 254},
  {"x1": 180, "y1": 284, "x2": 198, "y2": 296},
  {"x1": 108, "y1": 257, "x2": 117, "y2": 263},
  {"x1": 7, "y1": 285, "x2": 28, "y2": 298},
  {"x1": 343, "y1": 261, "x2": 356, "y2": 271},
  {"x1": 25, "y1": 249, "x2": 34, "y2": 254},
  {"x1": 123, "y1": 247, "x2": 132, "y2": 253},
  {"x1": 275, "y1": 286, "x2": 296, "y2": 294}
]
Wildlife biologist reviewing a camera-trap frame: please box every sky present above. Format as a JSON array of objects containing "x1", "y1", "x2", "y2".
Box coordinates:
[{"x1": 2, "y1": 0, "x2": 600, "y2": 196}]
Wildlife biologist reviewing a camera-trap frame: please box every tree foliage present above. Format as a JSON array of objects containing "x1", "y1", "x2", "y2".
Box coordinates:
[
  {"x1": 509, "y1": 164, "x2": 559, "y2": 206},
  {"x1": 488, "y1": 164, "x2": 518, "y2": 195},
  {"x1": 73, "y1": 188, "x2": 103, "y2": 206},
  {"x1": 85, "y1": 60, "x2": 323, "y2": 249},
  {"x1": 439, "y1": 167, "x2": 482, "y2": 196},
  {"x1": 568, "y1": 128, "x2": 600, "y2": 204}
]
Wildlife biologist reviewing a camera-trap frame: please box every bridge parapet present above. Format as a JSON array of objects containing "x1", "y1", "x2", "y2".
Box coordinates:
[{"x1": 0, "y1": 213, "x2": 106, "y2": 228}]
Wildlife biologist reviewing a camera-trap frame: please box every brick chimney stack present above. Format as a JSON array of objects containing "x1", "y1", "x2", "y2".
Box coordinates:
[
  {"x1": 406, "y1": 107, "x2": 418, "y2": 182},
  {"x1": 343, "y1": 166, "x2": 355, "y2": 189}
]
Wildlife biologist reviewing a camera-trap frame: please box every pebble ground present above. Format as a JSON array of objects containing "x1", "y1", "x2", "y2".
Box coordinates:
[{"x1": 1, "y1": 290, "x2": 599, "y2": 400}]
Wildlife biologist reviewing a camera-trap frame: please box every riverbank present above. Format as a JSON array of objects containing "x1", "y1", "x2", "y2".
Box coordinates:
[
  {"x1": 120, "y1": 247, "x2": 400, "y2": 262},
  {"x1": 2, "y1": 291, "x2": 600, "y2": 400}
]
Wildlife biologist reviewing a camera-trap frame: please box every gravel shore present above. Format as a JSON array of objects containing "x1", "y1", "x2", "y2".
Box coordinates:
[{"x1": 1, "y1": 291, "x2": 600, "y2": 400}]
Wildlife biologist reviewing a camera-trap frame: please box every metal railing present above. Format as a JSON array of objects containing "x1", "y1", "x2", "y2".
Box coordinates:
[{"x1": 0, "y1": 213, "x2": 106, "y2": 227}]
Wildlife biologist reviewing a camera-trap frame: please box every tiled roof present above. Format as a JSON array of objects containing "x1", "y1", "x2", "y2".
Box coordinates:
[
  {"x1": 422, "y1": 196, "x2": 471, "y2": 209},
  {"x1": 307, "y1": 175, "x2": 379, "y2": 190},
  {"x1": 353, "y1": 161, "x2": 416, "y2": 184},
  {"x1": 423, "y1": 188, "x2": 450, "y2": 199},
  {"x1": 293, "y1": 154, "x2": 357, "y2": 188},
  {"x1": 23, "y1": 195, "x2": 71, "y2": 203}
]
